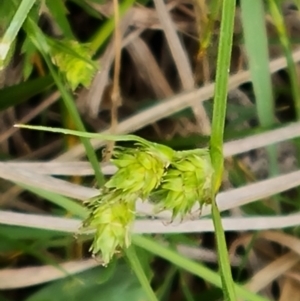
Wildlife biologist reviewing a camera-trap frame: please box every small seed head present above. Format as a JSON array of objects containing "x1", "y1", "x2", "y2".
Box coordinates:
[
  {"x1": 81, "y1": 191, "x2": 136, "y2": 265},
  {"x1": 153, "y1": 148, "x2": 214, "y2": 219}
]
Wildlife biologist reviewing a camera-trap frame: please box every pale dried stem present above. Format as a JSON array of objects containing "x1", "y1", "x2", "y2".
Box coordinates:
[
  {"x1": 126, "y1": 37, "x2": 173, "y2": 97},
  {"x1": 245, "y1": 252, "x2": 300, "y2": 293},
  {"x1": 153, "y1": 0, "x2": 211, "y2": 135},
  {"x1": 82, "y1": 12, "x2": 134, "y2": 117},
  {"x1": 1, "y1": 210, "x2": 300, "y2": 234}
]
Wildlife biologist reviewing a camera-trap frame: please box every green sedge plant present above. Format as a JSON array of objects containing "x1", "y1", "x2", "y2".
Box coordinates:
[
  {"x1": 13, "y1": 0, "x2": 239, "y2": 300},
  {"x1": 14, "y1": 127, "x2": 214, "y2": 262}
]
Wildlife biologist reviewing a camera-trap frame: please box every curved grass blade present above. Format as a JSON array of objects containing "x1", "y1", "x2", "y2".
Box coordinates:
[
  {"x1": 0, "y1": 76, "x2": 53, "y2": 111},
  {"x1": 14, "y1": 124, "x2": 164, "y2": 148}
]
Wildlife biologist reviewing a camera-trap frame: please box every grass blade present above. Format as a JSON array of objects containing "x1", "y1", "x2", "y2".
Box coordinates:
[
  {"x1": 0, "y1": 0, "x2": 35, "y2": 69},
  {"x1": 14, "y1": 124, "x2": 161, "y2": 147},
  {"x1": 0, "y1": 75, "x2": 53, "y2": 111},
  {"x1": 240, "y1": 0, "x2": 278, "y2": 186},
  {"x1": 19, "y1": 184, "x2": 88, "y2": 219},
  {"x1": 125, "y1": 246, "x2": 159, "y2": 301},
  {"x1": 241, "y1": 0, "x2": 275, "y2": 127}
]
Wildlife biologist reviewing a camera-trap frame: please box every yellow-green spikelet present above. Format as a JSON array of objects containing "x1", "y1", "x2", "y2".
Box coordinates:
[
  {"x1": 153, "y1": 148, "x2": 214, "y2": 219},
  {"x1": 81, "y1": 142, "x2": 175, "y2": 264},
  {"x1": 82, "y1": 190, "x2": 136, "y2": 265},
  {"x1": 105, "y1": 144, "x2": 173, "y2": 199}
]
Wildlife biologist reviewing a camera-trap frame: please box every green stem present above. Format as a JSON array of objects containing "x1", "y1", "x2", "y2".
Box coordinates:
[
  {"x1": 210, "y1": 0, "x2": 236, "y2": 180},
  {"x1": 209, "y1": 0, "x2": 237, "y2": 300},
  {"x1": 125, "y1": 245, "x2": 158, "y2": 301},
  {"x1": 211, "y1": 199, "x2": 236, "y2": 300}
]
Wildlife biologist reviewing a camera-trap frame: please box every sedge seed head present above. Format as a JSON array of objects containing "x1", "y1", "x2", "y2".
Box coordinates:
[
  {"x1": 81, "y1": 191, "x2": 136, "y2": 265},
  {"x1": 153, "y1": 148, "x2": 214, "y2": 219},
  {"x1": 105, "y1": 146, "x2": 168, "y2": 200}
]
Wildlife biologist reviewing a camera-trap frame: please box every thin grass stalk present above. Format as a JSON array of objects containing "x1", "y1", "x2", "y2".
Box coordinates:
[
  {"x1": 209, "y1": 0, "x2": 237, "y2": 299},
  {"x1": 125, "y1": 246, "x2": 159, "y2": 301}
]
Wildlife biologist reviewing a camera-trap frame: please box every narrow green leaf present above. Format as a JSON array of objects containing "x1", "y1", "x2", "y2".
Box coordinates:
[
  {"x1": 241, "y1": 0, "x2": 275, "y2": 127},
  {"x1": 19, "y1": 184, "x2": 88, "y2": 219},
  {"x1": 0, "y1": 75, "x2": 53, "y2": 111},
  {"x1": 0, "y1": 232, "x2": 70, "y2": 277},
  {"x1": 21, "y1": 36, "x2": 37, "y2": 79},
  {"x1": 241, "y1": 0, "x2": 279, "y2": 179},
  {"x1": 0, "y1": 0, "x2": 35, "y2": 69},
  {"x1": 14, "y1": 124, "x2": 159, "y2": 148},
  {"x1": 125, "y1": 246, "x2": 159, "y2": 301}
]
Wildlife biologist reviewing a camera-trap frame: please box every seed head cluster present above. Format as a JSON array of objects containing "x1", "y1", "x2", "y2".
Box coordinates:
[{"x1": 81, "y1": 142, "x2": 214, "y2": 265}]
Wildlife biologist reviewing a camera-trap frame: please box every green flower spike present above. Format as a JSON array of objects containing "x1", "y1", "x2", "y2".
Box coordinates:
[
  {"x1": 82, "y1": 190, "x2": 136, "y2": 265},
  {"x1": 81, "y1": 142, "x2": 175, "y2": 265},
  {"x1": 105, "y1": 144, "x2": 174, "y2": 200},
  {"x1": 153, "y1": 148, "x2": 214, "y2": 219}
]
